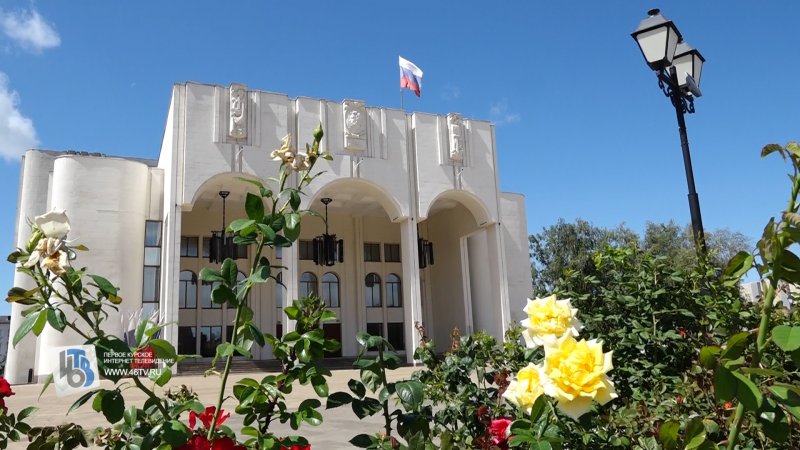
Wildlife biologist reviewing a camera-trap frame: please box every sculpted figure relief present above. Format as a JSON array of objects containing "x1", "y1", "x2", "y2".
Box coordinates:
[
  {"x1": 448, "y1": 113, "x2": 465, "y2": 161},
  {"x1": 343, "y1": 100, "x2": 367, "y2": 152},
  {"x1": 229, "y1": 84, "x2": 248, "y2": 139}
]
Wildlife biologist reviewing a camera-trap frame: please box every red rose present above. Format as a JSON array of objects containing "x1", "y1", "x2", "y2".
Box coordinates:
[
  {"x1": 211, "y1": 437, "x2": 245, "y2": 450},
  {"x1": 676, "y1": 395, "x2": 683, "y2": 405},
  {"x1": 177, "y1": 435, "x2": 211, "y2": 450},
  {"x1": 189, "y1": 406, "x2": 230, "y2": 430},
  {"x1": 678, "y1": 329, "x2": 687, "y2": 338},
  {"x1": 177, "y1": 435, "x2": 245, "y2": 450},
  {"x1": 489, "y1": 417, "x2": 512, "y2": 449},
  {"x1": 724, "y1": 401, "x2": 733, "y2": 410},
  {"x1": 0, "y1": 377, "x2": 15, "y2": 398}
]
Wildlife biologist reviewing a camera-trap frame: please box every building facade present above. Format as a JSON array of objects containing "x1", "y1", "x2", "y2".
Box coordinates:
[{"x1": 6, "y1": 83, "x2": 532, "y2": 384}]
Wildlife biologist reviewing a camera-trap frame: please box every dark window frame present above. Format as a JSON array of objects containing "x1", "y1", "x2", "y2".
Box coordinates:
[
  {"x1": 299, "y1": 240, "x2": 314, "y2": 260},
  {"x1": 200, "y1": 326, "x2": 222, "y2": 357},
  {"x1": 321, "y1": 272, "x2": 340, "y2": 308},
  {"x1": 365, "y1": 273, "x2": 382, "y2": 307},
  {"x1": 386, "y1": 273, "x2": 402, "y2": 307},
  {"x1": 180, "y1": 236, "x2": 199, "y2": 257},
  {"x1": 178, "y1": 326, "x2": 196, "y2": 355},
  {"x1": 384, "y1": 243, "x2": 401, "y2": 263},
  {"x1": 364, "y1": 243, "x2": 381, "y2": 262},
  {"x1": 142, "y1": 221, "x2": 162, "y2": 307},
  {"x1": 201, "y1": 280, "x2": 223, "y2": 309},
  {"x1": 179, "y1": 270, "x2": 197, "y2": 309},
  {"x1": 300, "y1": 272, "x2": 318, "y2": 298}
]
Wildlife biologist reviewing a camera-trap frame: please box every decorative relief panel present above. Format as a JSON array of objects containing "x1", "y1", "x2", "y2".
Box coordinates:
[
  {"x1": 343, "y1": 99, "x2": 367, "y2": 153},
  {"x1": 228, "y1": 83, "x2": 248, "y2": 140},
  {"x1": 447, "y1": 113, "x2": 465, "y2": 162}
]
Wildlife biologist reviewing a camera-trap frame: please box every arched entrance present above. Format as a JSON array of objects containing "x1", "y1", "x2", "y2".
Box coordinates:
[
  {"x1": 420, "y1": 191, "x2": 501, "y2": 352},
  {"x1": 300, "y1": 179, "x2": 411, "y2": 358},
  {"x1": 177, "y1": 173, "x2": 280, "y2": 360}
]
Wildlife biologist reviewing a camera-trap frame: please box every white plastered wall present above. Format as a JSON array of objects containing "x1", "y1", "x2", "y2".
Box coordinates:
[
  {"x1": 36, "y1": 155, "x2": 150, "y2": 377},
  {"x1": 6, "y1": 151, "x2": 59, "y2": 384},
  {"x1": 500, "y1": 193, "x2": 533, "y2": 323}
]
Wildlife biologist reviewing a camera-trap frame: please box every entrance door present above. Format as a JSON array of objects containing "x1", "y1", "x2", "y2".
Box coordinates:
[{"x1": 323, "y1": 323, "x2": 343, "y2": 357}]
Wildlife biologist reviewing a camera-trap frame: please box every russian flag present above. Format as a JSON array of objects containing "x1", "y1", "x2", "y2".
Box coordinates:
[{"x1": 399, "y1": 56, "x2": 423, "y2": 97}]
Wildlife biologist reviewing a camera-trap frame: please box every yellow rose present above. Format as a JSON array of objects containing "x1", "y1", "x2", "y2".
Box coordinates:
[
  {"x1": 502, "y1": 363, "x2": 545, "y2": 414},
  {"x1": 541, "y1": 335, "x2": 617, "y2": 420},
  {"x1": 520, "y1": 295, "x2": 582, "y2": 347}
]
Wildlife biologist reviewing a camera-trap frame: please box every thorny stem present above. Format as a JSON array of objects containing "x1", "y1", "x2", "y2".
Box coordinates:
[
  {"x1": 207, "y1": 134, "x2": 323, "y2": 438},
  {"x1": 726, "y1": 165, "x2": 800, "y2": 449},
  {"x1": 132, "y1": 376, "x2": 170, "y2": 418},
  {"x1": 33, "y1": 265, "x2": 93, "y2": 340},
  {"x1": 207, "y1": 236, "x2": 265, "y2": 437},
  {"x1": 378, "y1": 346, "x2": 393, "y2": 439}
]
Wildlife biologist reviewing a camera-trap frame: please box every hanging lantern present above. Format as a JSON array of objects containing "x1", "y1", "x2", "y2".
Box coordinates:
[
  {"x1": 208, "y1": 191, "x2": 239, "y2": 264},
  {"x1": 418, "y1": 235, "x2": 434, "y2": 269},
  {"x1": 313, "y1": 198, "x2": 344, "y2": 266}
]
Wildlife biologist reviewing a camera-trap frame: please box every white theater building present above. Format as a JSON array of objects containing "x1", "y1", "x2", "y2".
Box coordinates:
[{"x1": 6, "y1": 83, "x2": 532, "y2": 384}]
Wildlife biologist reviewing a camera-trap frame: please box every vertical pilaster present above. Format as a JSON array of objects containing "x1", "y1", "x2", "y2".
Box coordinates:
[
  {"x1": 485, "y1": 224, "x2": 511, "y2": 334},
  {"x1": 400, "y1": 219, "x2": 423, "y2": 363},
  {"x1": 282, "y1": 237, "x2": 299, "y2": 334}
]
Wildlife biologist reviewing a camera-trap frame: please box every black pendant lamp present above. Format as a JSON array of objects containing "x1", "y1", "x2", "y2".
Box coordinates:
[
  {"x1": 209, "y1": 191, "x2": 238, "y2": 263},
  {"x1": 313, "y1": 198, "x2": 344, "y2": 266},
  {"x1": 418, "y1": 225, "x2": 434, "y2": 269}
]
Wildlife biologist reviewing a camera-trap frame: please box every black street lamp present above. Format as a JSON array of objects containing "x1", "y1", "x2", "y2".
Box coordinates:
[{"x1": 632, "y1": 9, "x2": 707, "y2": 254}]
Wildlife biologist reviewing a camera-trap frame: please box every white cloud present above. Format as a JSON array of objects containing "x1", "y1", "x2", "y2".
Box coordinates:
[
  {"x1": 0, "y1": 73, "x2": 39, "y2": 161},
  {"x1": 489, "y1": 99, "x2": 520, "y2": 125},
  {"x1": 0, "y1": 8, "x2": 60, "y2": 53}
]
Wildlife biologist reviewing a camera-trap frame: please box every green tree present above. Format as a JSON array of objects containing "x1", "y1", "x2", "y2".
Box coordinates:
[
  {"x1": 530, "y1": 219, "x2": 751, "y2": 295},
  {"x1": 528, "y1": 219, "x2": 635, "y2": 296},
  {"x1": 642, "y1": 220, "x2": 751, "y2": 269}
]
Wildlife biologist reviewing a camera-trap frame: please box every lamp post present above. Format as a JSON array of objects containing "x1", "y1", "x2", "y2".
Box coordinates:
[{"x1": 632, "y1": 9, "x2": 707, "y2": 254}]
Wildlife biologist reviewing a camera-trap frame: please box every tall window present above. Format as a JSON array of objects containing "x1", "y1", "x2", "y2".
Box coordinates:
[
  {"x1": 275, "y1": 272, "x2": 283, "y2": 308},
  {"x1": 179, "y1": 270, "x2": 197, "y2": 309},
  {"x1": 235, "y1": 242, "x2": 248, "y2": 259},
  {"x1": 387, "y1": 323, "x2": 405, "y2": 350},
  {"x1": 178, "y1": 326, "x2": 196, "y2": 355},
  {"x1": 365, "y1": 273, "x2": 382, "y2": 307},
  {"x1": 200, "y1": 326, "x2": 222, "y2": 357},
  {"x1": 202, "y1": 236, "x2": 211, "y2": 258},
  {"x1": 180, "y1": 236, "x2": 198, "y2": 257},
  {"x1": 299, "y1": 240, "x2": 314, "y2": 260},
  {"x1": 321, "y1": 272, "x2": 340, "y2": 308},
  {"x1": 386, "y1": 273, "x2": 402, "y2": 307},
  {"x1": 142, "y1": 221, "x2": 161, "y2": 317},
  {"x1": 364, "y1": 243, "x2": 381, "y2": 262},
  {"x1": 384, "y1": 244, "x2": 401, "y2": 263},
  {"x1": 237, "y1": 271, "x2": 247, "y2": 302},
  {"x1": 201, "y1": 281, "x2": 222, "y2": 309},
  {"x1": 300, "y1": 272, "x2": 318, "y2": 298}
]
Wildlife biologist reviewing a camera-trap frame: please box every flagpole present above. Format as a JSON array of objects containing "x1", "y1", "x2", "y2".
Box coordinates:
[{"x1": 400, "y1": 89, "x2": 405, "y2": 111}]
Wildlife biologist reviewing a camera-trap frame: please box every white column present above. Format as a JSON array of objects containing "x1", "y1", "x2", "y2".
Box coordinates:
[
  {"x1": 353, "y1": 217, "x2": 366, "y2": 341},
  {"x1": 6, "y1": 151, "x2": 54, "y2": 384},
  {"x1": 485, "y1": 224, "x2": 511, "y2": 336},
  {"x1": 162, "y1": 206, "x2": 182, "y2": 356},
  {"x1": 400, "y1": 219, "x2": 423, "y2": 363},
  {"x1": 282, "y1": 240, "x2": 299, "y2": 334}
]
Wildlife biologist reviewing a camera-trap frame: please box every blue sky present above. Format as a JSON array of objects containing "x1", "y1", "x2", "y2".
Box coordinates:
[{"x1": 0, "y1": 1, "x2": 798, "y2": 315}]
